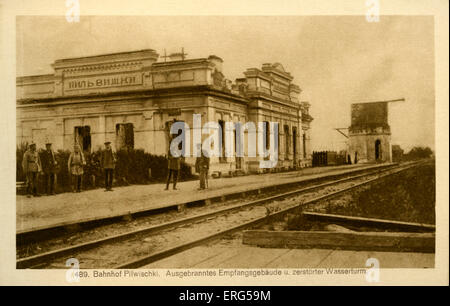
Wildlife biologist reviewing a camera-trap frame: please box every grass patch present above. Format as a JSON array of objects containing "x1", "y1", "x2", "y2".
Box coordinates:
[{"x1": 324, "y1": 162, "x2": 435, "y2": 224}]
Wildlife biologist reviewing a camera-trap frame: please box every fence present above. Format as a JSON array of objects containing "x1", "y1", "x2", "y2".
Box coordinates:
[{"x1": 312, "y1": 151, "x2": 349, "y2": 167}]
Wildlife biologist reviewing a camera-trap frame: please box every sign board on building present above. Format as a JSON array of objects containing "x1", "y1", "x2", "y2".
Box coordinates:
[
  {"x1": 64, "y1": 72, "x2": 143, "y2": 92},
  {"x1": 166, "y1": 108, "x2": 182, "y2": 116}
]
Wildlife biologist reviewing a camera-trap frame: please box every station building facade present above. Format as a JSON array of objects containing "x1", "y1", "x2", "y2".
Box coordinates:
[{"x1": 16, "y1": 49, "x2": 313, "y2": 175}]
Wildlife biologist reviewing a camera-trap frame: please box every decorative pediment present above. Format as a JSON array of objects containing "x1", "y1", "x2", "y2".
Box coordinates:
[
  {"x1": 261, "y1": 62, "x2": 293, "y2": 81},
  {"x1": 52, "y1": 49, "x2": 159, "y2": 77},
  {"x1": 272, "y1": 62, "x2": 286, "y2": 73}
]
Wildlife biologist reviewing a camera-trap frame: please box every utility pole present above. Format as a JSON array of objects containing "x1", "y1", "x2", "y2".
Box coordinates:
[
  {"x1": 161, "y1": 49, "x2": 169, "y2": 62},
  {"x1": 181, "y1": 47, "x2": 187, "y2": 61}
]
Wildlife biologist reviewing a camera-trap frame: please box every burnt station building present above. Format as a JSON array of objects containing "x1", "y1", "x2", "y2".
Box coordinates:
[{"x1": 16, "y1": 49, "x2": 313, "y2": 175}]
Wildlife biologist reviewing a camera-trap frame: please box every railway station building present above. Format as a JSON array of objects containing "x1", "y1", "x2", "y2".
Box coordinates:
[{"x1": 16, "y1": 49, "x2": 313, "y2": 175}]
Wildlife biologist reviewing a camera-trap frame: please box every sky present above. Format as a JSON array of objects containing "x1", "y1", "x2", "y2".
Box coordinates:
[{"x1": 16, "y1": 15, "x2": 435, "y2": 152}]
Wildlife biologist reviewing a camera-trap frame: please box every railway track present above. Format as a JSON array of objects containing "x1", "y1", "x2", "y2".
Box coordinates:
[
  {"x1": 16, "y1": 163, "x2": 398, "y2": 243},
  {"x1": 17, "y1": 164, "x2": 400, "y2": 252},
  {"x1": 17, "y1": 161, "x2": 425, "y2": 269}
]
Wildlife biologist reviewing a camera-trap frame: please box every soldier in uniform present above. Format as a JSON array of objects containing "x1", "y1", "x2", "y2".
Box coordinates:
[
  {"x1": 68, "y1": 144, "x2": 86, "y2": 192},
  {"x1": 165, "y1": 146, "x2": 181, "y2": 190},
  {"x1": 195, "y1": 145, "x2": 210, "y2": 190},
  {"x1": 40, "y1": 142, "x2": 58, "y2": 195},
  {"x1": 22, "y1": 142, "x2": 42, "y2": 197},
  {"x1": 100, "y1": 141, "x2": 117, "y2": 191}
]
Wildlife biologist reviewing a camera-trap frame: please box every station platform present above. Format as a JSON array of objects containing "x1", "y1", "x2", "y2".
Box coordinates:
[
  {"x1": 143, "y1": 244, "x2": 434, "y2": 269},
  {"x1": 17, "y1": 163, "x2": 387, "y2": 234}
]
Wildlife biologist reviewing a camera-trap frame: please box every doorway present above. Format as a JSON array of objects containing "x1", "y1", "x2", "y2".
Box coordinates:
[
  {"x1": 284, "y1": 125, "x2": 290, "y2": 159},
  {"x1": 302, "y1": 133, "x2": 307, "y2": 158},
  {"x1": 234, "y1": 128, "x2": 242, "y2": 170},
  {"x1": 375, "y1": 139, "x2": 382, "y2": 160},
  {"x1": 166, "y1": 119, "x2": 185, "y2": 154},
  {"x1": 74, "y1": 126, "x2": 91, "y2": 153},
  {"x1": 292, "y1": 127, "x2": 297, "y2": 163}
]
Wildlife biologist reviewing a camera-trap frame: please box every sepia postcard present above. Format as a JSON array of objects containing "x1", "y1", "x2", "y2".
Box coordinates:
[{"x1": 0, "y1": 0, "x2": 448, "y2": 287}]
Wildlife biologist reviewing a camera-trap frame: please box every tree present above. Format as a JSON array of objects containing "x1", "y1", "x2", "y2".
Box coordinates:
[{"x1": 404, "y1": 146, "x2": 433, "y2": 160}]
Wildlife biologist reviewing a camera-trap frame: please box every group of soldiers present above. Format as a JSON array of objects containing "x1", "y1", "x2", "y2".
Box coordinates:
[
  {"x1": 21, "y1": 141, "x2": 117, "y2": 197},
  {"x1": 21, "y1": 142, "x2": 57, "y2": 197},
  {"x1": 22, "y1": 140, "x2": 210, "y2": 197}
]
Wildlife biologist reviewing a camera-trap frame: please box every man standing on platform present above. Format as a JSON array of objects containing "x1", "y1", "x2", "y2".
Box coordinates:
[
  {"x1": 68, "y1": 144, "x2": 86, "y2": 193},
  {"x1": 22, "y1": 142, "x2": 42, "y2": 197},
  {"x1": 101, "y1": 141, "x2": 116, "y2": 191},
  {"x1": 195, "y1": 145, "x2": 210, "y2": 190},
  {"x1": 165, "y1": 147, "x2": 180, "y2": 191},
  {"x1": 40, "y1": 142, "x2": 58, "y2": 195}
]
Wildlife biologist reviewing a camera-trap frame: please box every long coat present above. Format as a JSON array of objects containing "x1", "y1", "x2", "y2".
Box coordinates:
[
  {"x1": 168, "y1": 154, "x2": 181, "y2": 171},
  {"x1": 100, "y1": 149, "x2": 117, "y2": 169},
  {"x1": 40, "y1": 149, "x2": 58, "y2": 174},
  {"x1": 195, "y1": 155, "x2": 210, "y2": 173}
]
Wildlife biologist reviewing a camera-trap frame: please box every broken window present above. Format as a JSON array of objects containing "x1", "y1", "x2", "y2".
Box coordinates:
[
  {"x1": 166, "y1": 119, "x2": 185, "y2": 154},
  {"x1": 292, "y1": 127, "x2": 297, "y2": 160},
  {"x1": 284, "y1": 125, "x2": 290, "y2": 158},
  {"x1": 74, "y1": 126, "x2": 91, "y2": 152},
  {"x1": 264, "y1": 121, "x2": 270, "y2": 150},
  {"x1": 303, "y1": 133, "x2": 307, "y2": 158},
  {"x1": 277, "y1": 126, "x2": 280, "y2": 156},
  {"x1": 375, "y1": 139, "x2": 382, "y2": 160},
  {"x1": 116, "y1": 123, "x2": 134, "y2": 150},
  {"x1": 219, "y1": 120, "x2": 226, "y2": 162},
  {"x1": 174, "y1": 121, "x2": 184, "y2": 151},
  {"x1": 234, "y1": 126, "x2": 243, "y2": 169}
]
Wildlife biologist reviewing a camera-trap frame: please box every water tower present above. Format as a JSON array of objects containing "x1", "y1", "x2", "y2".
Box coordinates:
[{"x1": 348, "y1": 98, "x2": 404, "y2": 163}]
